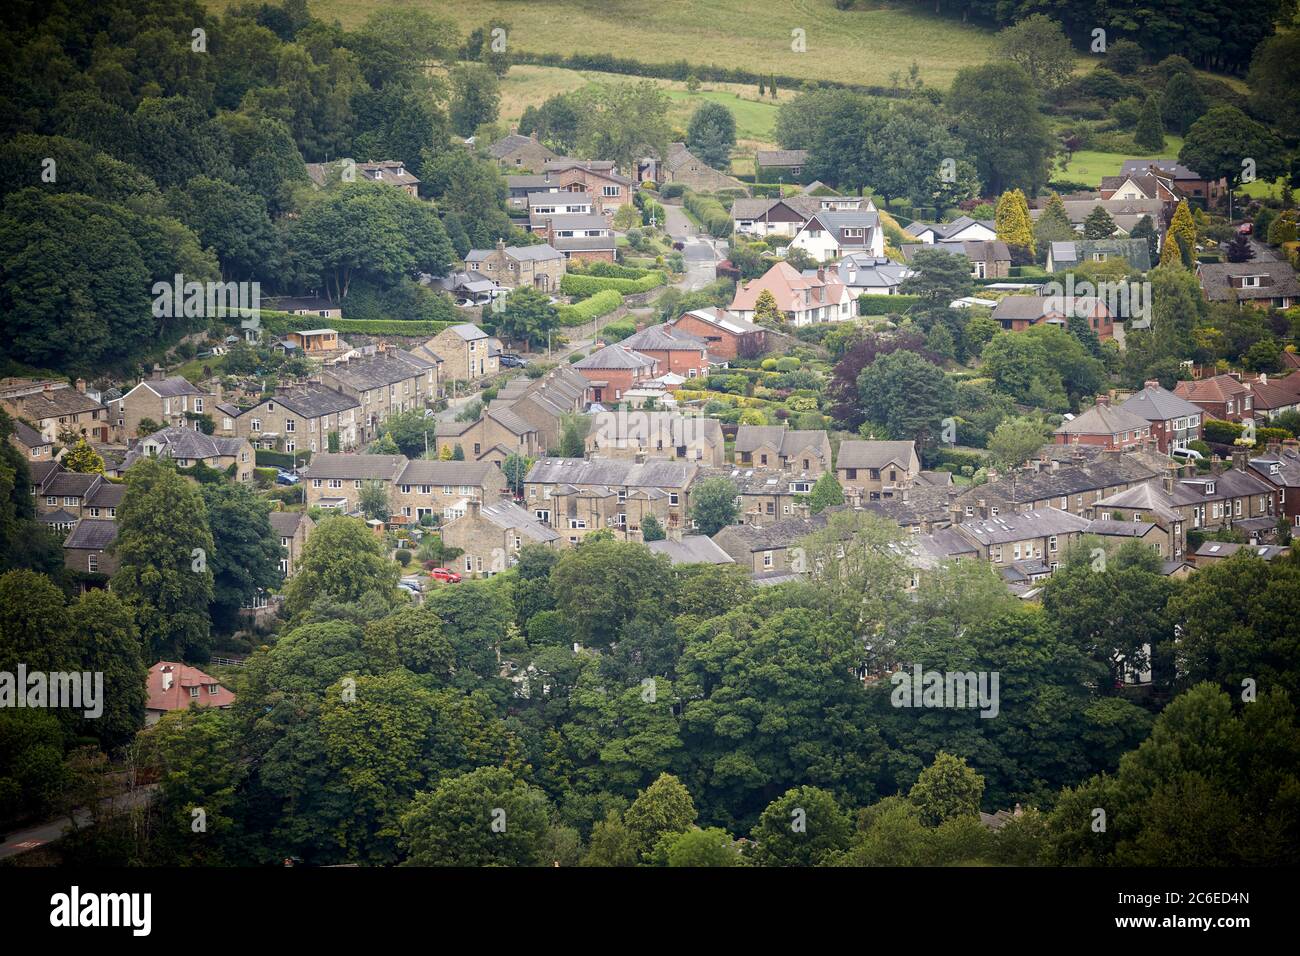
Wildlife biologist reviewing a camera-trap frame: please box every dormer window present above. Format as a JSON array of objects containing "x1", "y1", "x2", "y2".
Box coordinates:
[{"x1": 1205, "y1": 482, "x2": 1215, "y2": 495}]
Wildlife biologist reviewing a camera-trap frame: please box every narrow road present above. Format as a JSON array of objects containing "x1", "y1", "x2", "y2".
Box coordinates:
[
  {"x1": 0, "y1": 784, "x2": 157, "y2": 860},
  {"x1": 662, "y1": 203, "x2": 724, "y2": 291}
]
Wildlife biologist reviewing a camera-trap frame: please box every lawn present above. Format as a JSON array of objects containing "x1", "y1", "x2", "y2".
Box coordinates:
[
  {"x1": 286, "y1": 0, "x2": 1008, "y2": 89},
  {"x1": 1054, "y1": 136, "x2": 1185, "y2": 187}
]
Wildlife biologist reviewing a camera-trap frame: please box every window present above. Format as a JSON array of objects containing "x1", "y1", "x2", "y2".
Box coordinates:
[
  {"x1": 87, "y1": 553, "x2": 98, "y2": 572},
  {"x1": 251, "y1": 419, "x2": 261, "y2": 432},
  {"x1": 763, "y1": 550, "x2": 773, "y2": 568},
  {"x1": 312, "y1": 479, "x2": 322, "y2": 488},
  {"x1": 189, "y1": 686, "x2": 200, "y2": 699},
  {"x1": 1049, "y1": 536, "x2": 1058, "y2": 552},
  {"x1": 669, "y1": 493, "x2": 679, "y2": 506},
  {"x1": 285, "y1": 419, "x2": 295, "y2": 432},
  {"x1": 846, "y1": 468, "x2": 857, "y2": 479}
]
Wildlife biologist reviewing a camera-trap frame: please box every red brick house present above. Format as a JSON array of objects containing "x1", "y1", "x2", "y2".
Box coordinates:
[
  {"x1": 1118, "y1": 380, "x2": 1204, "y2": 453},
  {"x1": 990, "y1": 295, "x2": 1115, "y2": 341},
  {"x1": 573, "y1": 343, "x2": 659, "y2": 404},
  {"x1": 1054, "y1": 397, "x2": 1152, "y2": 450},
  {"x1": 1174, "y1": 374, "x2": 1254, "y2": 423},
  {"x1": 620, "y1": 324, "x2": 710, "y2": 381},
  {"x1": 1247, "y1": 440, "x2": 1300, "y2": 531},
  {"x1": 670, "y1": 308, "x2": 767, "y2": 361}
]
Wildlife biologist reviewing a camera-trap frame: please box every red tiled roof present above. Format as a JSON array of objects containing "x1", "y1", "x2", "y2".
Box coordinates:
[
  {"x1": 146, "y1": 661, "x2": 235, "y2": 713},
  {"x1": 1174, "y1": 374, "x2": 1250, "y2": 404}
]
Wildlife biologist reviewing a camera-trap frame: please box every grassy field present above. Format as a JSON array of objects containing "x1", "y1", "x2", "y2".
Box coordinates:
[
  {"x1": 291, "y1": 0, "x2": 1010, "y2": 89},
  {"x1": 498, "y1": 65, "x2": 781, "y2": 148},
  {"x1": 1053, "y1": 136, "x2": 1186, "y2": 186}
]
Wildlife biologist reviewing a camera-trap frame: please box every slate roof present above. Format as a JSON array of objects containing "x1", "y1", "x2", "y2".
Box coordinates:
[
  {"x1": 261, "y1": 384, "x2": 359, "y2": 419},
  {"x1": 1197, "y1": 262, "x2": 1300, "y2": 303},
  {"x1": 956, "y1": 507, "x2": 1091, "y2": 546},
  {"x1": 133, "y1": 376, "x2": 206, "y2": 399},
  {"x1": 755, "y1": 149, "x2": 809, "y2": 167},
  {"x1": 959, "y1": 454, "x2": 1162, "y2": 505},
  {"x1": 64, "y1": 519, "x2": 118, "y2": 550},
  {"x1": 12, "y1": 420, "x2": 50, "y2": 447},
  {"x1": 396, "y1": 459, "x2": 498, "y2": 486},
  {"x1": 478, "y1": 499, "x2": 561, "y2": 542},
  {"x1": 836, "y1": 440, "x2": 916, "y2": 471},
  {"x1": 1118, "y1": 383, "x2": 1203, "y2": 422},
  {"x1": 830, "y1": 254, "x2": 914, "y2": 290},
  {"x1": 1195, "y1": 541, "x2": 1290, "y2": 560},
  {"x1": 268, "y1": 511, "x2": 308, "y2": 537},
  {"x1": 712, "y1": 513, "x2": 830, "y2": 552},
  {"x1": 574, "y1": 343, "x2": 657, "y2": 370},
  {"x1": 525, "y1": 457, "x2": 697, "y2": 488},
  {"x1": 675, "y1": 307, "x2": 762, "y2": 335},
  {"x1": 323, "y1": 349, "x2": 436, "y2": 390},
  {"x1": 647, "y1": 535, "x2": 735, "y2": 565},
  {"x1": 465, "y1": 244, "x2": 565, "y2": 264},
  {"x1": 6, "y1": 387, "x2": 104, "y2": 420},
  {"x1": 1248, "y1": 446, "x2": 1300, "y2": 488},
  {"x1": 301, "y1": 453, "x2": 406, "y2": 481},
  {"x1": 621, "y1": 324, "x2": 707, "y2": 352},
  {"x1": 1055, "y1": 403, "x2": 1150, "y2": 437},
  {"x1": 131, "y1": 427, "x2": 246, "y2": 463},
  {"x1": 734, "y1": 425, "x2": 830, "y2": 459}
]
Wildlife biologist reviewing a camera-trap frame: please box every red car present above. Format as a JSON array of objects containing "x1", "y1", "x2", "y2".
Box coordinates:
[{"x1": 430, "y1": 568, "x2": 462, "y2": 583}]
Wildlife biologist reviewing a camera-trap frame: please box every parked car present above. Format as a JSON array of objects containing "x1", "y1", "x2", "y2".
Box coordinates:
[
  {"x1": 275, "y1": 470, "x2": 300, "y2": 485},
  {"x1": 1170, "y1": 446, "x2": 1204, "y2": 461},
  {"x1": 1238, "y1": 222, "x2": 1253, "y2": 235},
  {"x1": 498, "y1": 353, "x2": 527, "y2": 369},
  {"x1": 430, "y1": 567, "x2": 462, "y2": 583}
]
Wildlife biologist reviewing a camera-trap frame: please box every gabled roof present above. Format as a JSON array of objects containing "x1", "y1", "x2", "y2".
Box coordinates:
[
  {"x1": 1197, "y1": 261, "x2": 1300, "y2": 303},
  {"x1": 488, "y1": 133, "x2": 556, "y2": 159},
  {"x1": 11, "y1": 419, "x2": 50, "y2": 447},
  {"x1": 1174, "y1": 374, "x2": 1251, "y2": 404},
  {"x1": 477, "y1": 499, "x2": 560, "y2": 542},
  {"x1": 734, "y1": 425, "x2": 830, "y2": 459},
  {"x1": 268, "y1": 511, "x2": 309, "y2": 537},
  {"x1": 621, "y1": 323, "x2": 707, "y2": 352},
  {"x1": 465, "y1": 243, "x2": 565, "y2": 264},
  {"x1": 525, "y1": 457, "x2": 697, "y2": 488},
  {"x1": 146, "y1": 661, "x2": 235, "y2": 713},
  {"x1": 755, "y1": 149, "x2": 810, "y2": 167},
  {"x1": 397, "y1": 459, "x2": 498, "y2": 486},
  {"x1": 574, "y1": 343, "x2": 657, "y2": 371},
  {"x1": 956, "y1": 507, "x2": 1091, "y2": 546},
  {"x1": 257, "y1": 384, "x2": 358, "y2": 419},
  {"x1": 63, "y1": 518, "x2": 118, "y2": 550},
  {"x1": 1055, "y1": 403, "x2": 1150, "y2": 437},
  {"x1": 133, "y1": 426, "x2": 246, "y2": 462},
  {"x1": 126, "y1": 376, "x2": 206, "y2": 400},
  {"x1": 647, "y1": 535, "x2": 735, "y2": 565},
  {"x1": 301, "y1": 453, "x2": 406, "y2": 481},
  {"x1": 991, "y1": 295, "x2": 1109, "y2": 321},
  {"x1": 836, "y1": 440, "x2": 917, "y2": 470},
  {"x1": 730, "y1": 261, "x2": 846, "y2": 313},
  {"x1": 675, "y1": 307, "x2": 762, "y2": 335},
  {"x1": 1119, "y1": 383, "x2": 1202, "y2": 422}
]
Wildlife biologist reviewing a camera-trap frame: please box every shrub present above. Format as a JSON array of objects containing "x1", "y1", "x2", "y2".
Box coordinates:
[
  {"x1": 660, "y1": 183, "x2": 686, "y2": 199},
  {"x1": 683, "y1": 191, "x2": 733, "y2": 237},
  {"x1": 557, "y1": 290, "x2": 624, "y2": 326},
  {"x1": 395, "y1": 549, "x2": 412, "y2": 566},
  {"x1": 858, "y1": 294, "x2": 921, "y2": 315},
  {"x1": 560, "y1": 272, "x2": 666, "y2": 299}
]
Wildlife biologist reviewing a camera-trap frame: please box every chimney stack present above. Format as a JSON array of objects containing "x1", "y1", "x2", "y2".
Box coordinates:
[
  {"x1": 1094, "y1": 393, "x2": 1109, "y2": 407},
  {"x1": 1163, "y1": 462, "x2": 1177, "y2": 495},
  {"x1": 75, "y1": 378, "x2": 86, "y2": 393},
  {"x1": 1231, "y1": 447, "x2": 1248, "y2": 471},
  {"x1": 161, "y1": 665, "x2": 174, "y2": 692},
  {"x1": 496, "y1": 238, "x2": 507, "y2": 253},
  {"x1": 1144, "y1": 379, "x2": 1160, "y2": 390}
]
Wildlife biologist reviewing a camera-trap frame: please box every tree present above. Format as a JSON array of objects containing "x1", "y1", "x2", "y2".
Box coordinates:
[
  {"x1": 748, "y1": 786, "x2": 851, "y2": 866},
  {"x1": 282, "y1": 515, "x2": 399, "y2": 620},
  {"x1": 986, "y1": 417, "x2": 1047, "y2": 471},
  {"x1": 575, "y1": 81, "x2": 672, "y2": 173},
  {"x1": 993, "y1": 14, "x2": 1075, "y2": 93},
  {"x1": 948, "y1": 63, "x2": 1053, "y2": 195},
  {"x1": 807, "y1": 470, "x2": 844, "y2": 514},
  {"x1": 686, "y1": 101, "x2": 737, "y2": 170},
  {"x1": 1246, "y1": 31, "x2": 1300, "y2": 142},
  {"x1": 1225, "y1": 232, "x2": 1256, "y2": 263},
  {"x1": 856, "y1": 350, "x2": 955, "y2": 447},
  {"x1": 1159, "y1": 229, "x2": 1183, "y2": 269},
  {"x1": 550, "y1": 538, "x2": 674, "y2": 646},
  {"x1": 449, "y1": 63, "x2": 500, "y2": 138},
  {"x1": 1083, "y1": 205, "x2": 1117, "y2": 240},
  {"x1": 1034, "y1": 191, "x2": 1076, "y2": 251},
  {"x1": 558, "y1": 414, "x2": 587, "y2": 458},
  {"x1": 753, "y1": 288, "x2": 784, "y2": 327},
  {"x1": 660, "y1": 827, "x2": 740, "y2": 866},
  {"x1": 167, "y1": 176, "x2": 279, "y2": 281},
  {"x1": 994, "y1": 189, "x2": 1035, "y2": 256},
  {"x1": 1129, "y1": 214, "x2": 1159, "y2": 262},
  {"x1": 201, "y1": 482, "x2": 283, "y2": 634},
  {"x1": 1180, "y1": 107, "x2": 1285, "y2": 204},
  {"x1": 583, "y1": 810, "x2": 638, "y2": 866},
  {"x1": 110, "y1": 458, "x2": 214, "y2": 661},
  {"x1": 502, "y1": 453, "x2": 530, "y2": 496},
  {"x1": 908, "y1": 752, "x2": 984, "y2": 827},
  {"x1": 62, "y1": 439, "x2": 105, "y2": 474},
  {"x1": 640, "y1": 513, "x2": 665, "y2": 542},
  {"x1": 400, "y1": 767, "x2": 549, "y2": 866},
  {"x1": 1169, "y1": 200, "x2": 1197, "y2": 259},
  {"x1": 688, "y1": 476, "x2": 739, "y2": 535},
  {"x1": 497, "y1": 286, "x2": 559, "y2": 349},
  {"x1": 624, "y1": 773, "x2": 697, "y2": 859},
  {"x1": 67, "y1": 590, "x2": 147, "y2": 751},
  {"x1": 1160, "y1": 72, "x2": 1208, "y2": 136},
  {"x1": 900, "y1": 247, "x2": 973, "y2": 307},
  {"x1": 1133, "y1": 95, "x2": 1165, "y2": 151}
]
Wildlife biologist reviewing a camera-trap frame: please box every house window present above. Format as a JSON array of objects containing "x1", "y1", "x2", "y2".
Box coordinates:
[
  {"x1": 285, "y1": 419, "x2": 295, "y2": 432},
  {"x1": 845, "y1": 468, "x2": 857, "y2": 479},
  {"x1": 669, "y1": 493, "x2": 679, "y2": 506},
  {"x1": 251, "y1": 419, "x2": 261, "y2": 432},
  {"x1": 189, "y1": 686, "x2": 200, "y2": 699},
  {"x1": 763, "y1": 550, "x2": 773, "y2": 568},
  {"x1": 87, "y1": 553, "x2": 98, "y2": 572}
]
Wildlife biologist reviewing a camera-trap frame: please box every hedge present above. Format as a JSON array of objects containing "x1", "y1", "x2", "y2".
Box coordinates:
[
  {"x1": 857, "y1": 294, "x2": 921, "y2": 315},
  {"x1": 260, "y1": 312, "x2": 456, "y2": 337},
  {"x1": 683, "y1": 191, "x2": 733, "y2": 238},
  {"x1": 557, "y1": 289, "x2": 624, "y2": 326},
  {"x1": 560, "y1": 271, "x2": 667, "y2": 299},
  {"x1": 576, "y1": 261, "x2": 657, "y2": 280}
]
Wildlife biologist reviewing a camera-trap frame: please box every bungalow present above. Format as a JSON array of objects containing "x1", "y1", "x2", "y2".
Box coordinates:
[
  {"x1": 1174, "y1": 374, "x2": 1254, "y2": 423},
  {"x1": 1118, "y1": 381, "x2": 1203, "y2": 452},
  {"x1": 902, "y1": 216, "x2": 997, "y2": 245},
  {"x1": 573, "y1": 343, "x2": 660, "y2": 404},
  {"x1": 1054, "y1": 398, "x2": 1152, "y2": 450},
  {"x1": 989, "y1": 295, "x2": 1115, "y2": 340},
  {"x1": 264, "y1": 296, "x2": 342, "y2": 319},
  {"x1": 1197, "y1": 261, "x2": 1300, "y2": 310},
  {"x1": 730, "y1": 194, "x2": 876, "y2": 238},
  {"x1": 1046, "y1": 238, "x2": 1153, "y2": 273},
  {"x1": 669, "y1": 307, "x2": 767, "y2": 360},
  {"x1": 789, "y1": 210, "x2": 884, "y2": 262},
  {"x1": 733, "y1": 424, "x2": 832, "y2": 476},
  {"x1": 640, "y1": 142, "x2": 749, "y2": 193},
  {"x1": 730, "y1": 261, "x2": 855, "y2": 326}
]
